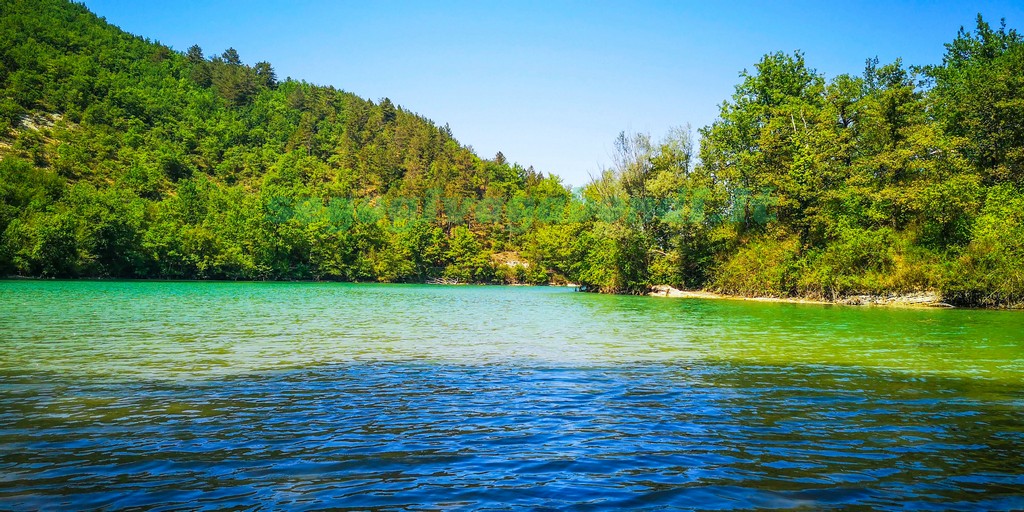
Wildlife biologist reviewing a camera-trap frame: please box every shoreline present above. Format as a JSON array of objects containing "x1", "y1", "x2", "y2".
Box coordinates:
[
  {"x1": 647, "y1": 285, "x2": 955, "y2": 309},
  {"x1": 0, "y1": 277, "x2": 991, "y2": 309}
]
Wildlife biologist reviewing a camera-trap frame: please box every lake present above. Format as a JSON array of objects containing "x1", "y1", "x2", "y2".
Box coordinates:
[{"x1": 1, "y1": 281, "x2": 1022, "y2": 509}]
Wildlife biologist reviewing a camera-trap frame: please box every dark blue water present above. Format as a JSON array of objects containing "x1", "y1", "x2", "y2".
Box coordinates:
[{"x1": 3, "y1": 363, "x2": 1022, "y2": 510}]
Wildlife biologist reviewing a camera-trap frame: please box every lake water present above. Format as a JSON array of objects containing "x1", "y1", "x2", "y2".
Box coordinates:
[{"x1": 1, "y1": 281, "x2": 1022, "y2": 509}]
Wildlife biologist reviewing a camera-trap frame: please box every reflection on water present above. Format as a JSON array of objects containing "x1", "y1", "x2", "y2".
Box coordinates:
[{"x1": 0, "y1": 281, "x2": 1022, "y2": 509}]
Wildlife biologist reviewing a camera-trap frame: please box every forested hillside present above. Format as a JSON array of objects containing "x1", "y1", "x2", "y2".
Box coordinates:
[
  {"x1": 0, "y1": 0, "x2": 566, "y2": 284},
  {"x1": 2, "y1": 1, "x2": 1023, "y2": 307}
]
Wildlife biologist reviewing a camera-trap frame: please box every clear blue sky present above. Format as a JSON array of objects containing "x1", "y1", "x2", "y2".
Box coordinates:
[{"x1": 82, "y1": 0, "x2": 1024, "y2": 187}]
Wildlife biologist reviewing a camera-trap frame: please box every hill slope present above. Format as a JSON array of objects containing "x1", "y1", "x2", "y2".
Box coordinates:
[{"x1": 0, "y1": 0, "x2": 565, "y2": 282}]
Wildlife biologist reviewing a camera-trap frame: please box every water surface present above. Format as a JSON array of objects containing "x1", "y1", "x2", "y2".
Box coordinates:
[{"x1": 1, "y1": 281, "x2": 1022, "y2": 509}]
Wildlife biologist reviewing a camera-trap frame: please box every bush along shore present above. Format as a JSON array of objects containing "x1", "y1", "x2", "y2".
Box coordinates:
[{"x1": 2, "y1": 2, "x2": 1023, "y2": 308}]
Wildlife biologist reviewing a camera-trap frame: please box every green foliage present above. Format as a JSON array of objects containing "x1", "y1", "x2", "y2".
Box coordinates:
[
  {"x1": 713, "y1": 233, "x2": 801, "y2": 297},
  {"x1": 443, "y1": 226, "x2": 493, "y2": 283},
  {"x1": 796, "y1": 226, "x2": 940, "y2": 299},
  {"x1": 928, "y1": 16, "x2": 1024, "y2": 184},
  {"x1": 0, "y1": 0, "x2": 554, "y2": 283},
  {"x1": 942, "y1": 185, "x2": 1024, "y2": 307},
  {"x1": 559, "y1": 15, "x2": 1024, "y2": 307}
]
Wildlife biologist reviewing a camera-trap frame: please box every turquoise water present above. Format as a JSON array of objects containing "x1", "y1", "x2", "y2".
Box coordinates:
[{"x1": 1, "y1": 281, "x2": 1022, "y2": 509}]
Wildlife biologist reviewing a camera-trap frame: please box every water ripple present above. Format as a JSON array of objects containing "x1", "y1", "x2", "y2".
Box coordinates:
[{"x1": 2, "y1": 363, "x2": 1022, "y2": 510}]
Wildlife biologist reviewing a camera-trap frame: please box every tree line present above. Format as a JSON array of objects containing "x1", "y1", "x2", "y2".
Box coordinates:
[{"x1": 1, "y1": 1, "x2": 1022, "y2": 307}]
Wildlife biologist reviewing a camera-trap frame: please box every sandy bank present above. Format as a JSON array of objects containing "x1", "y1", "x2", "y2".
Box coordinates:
[{"x1": 648, "y1": 285, "x2": 953, "y2": 308}]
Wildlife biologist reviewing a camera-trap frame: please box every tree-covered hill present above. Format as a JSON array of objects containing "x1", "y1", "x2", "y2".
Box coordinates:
[
  {"x1": 2, "y1": 1, "x2": 1023, "y2": 307},
  {"x1": 0, "y1": 0, "x2": 565, "y2": 283}
]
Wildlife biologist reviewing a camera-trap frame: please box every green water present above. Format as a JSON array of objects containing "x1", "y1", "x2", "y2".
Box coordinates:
[
  {"x1": 2, "y1": 281, "x2": 1021, "y2": 381},
  {"x1": 1, "y1": 281, "x2": 1022, "y2": 509}
]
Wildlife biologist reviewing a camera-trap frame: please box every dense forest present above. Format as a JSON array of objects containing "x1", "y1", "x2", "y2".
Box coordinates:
[{"x1": 2, "y1": 0, "x2": 1023, "y2": 307}]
